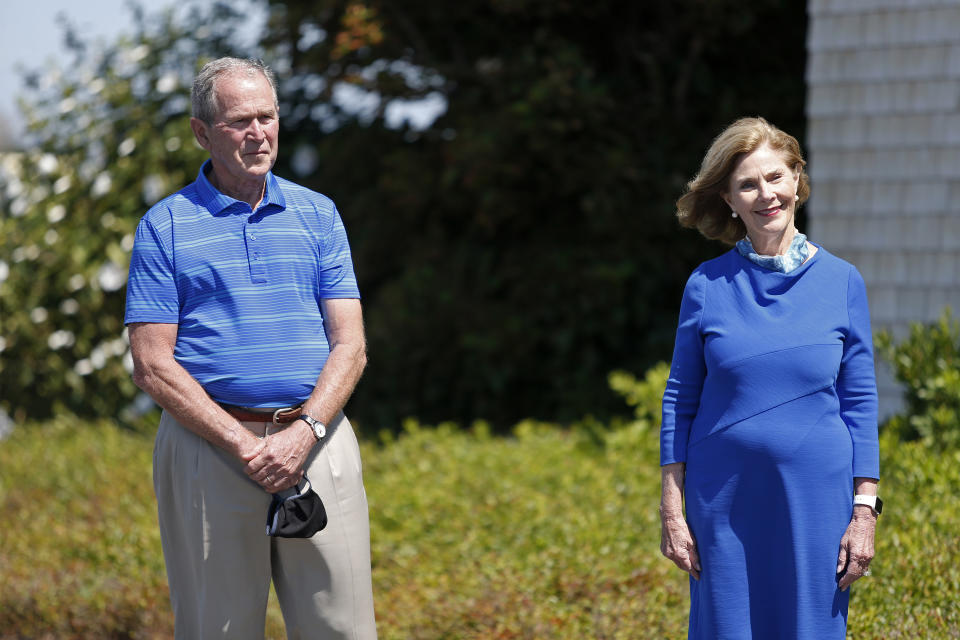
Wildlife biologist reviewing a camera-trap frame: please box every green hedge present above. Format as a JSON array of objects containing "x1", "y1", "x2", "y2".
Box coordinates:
[
  {"x1": 2, "y1": 413, "x2": 958, "y2": 638},
  {"x1": 876, "y1": 308, "x2": 960, "y2": 448}
]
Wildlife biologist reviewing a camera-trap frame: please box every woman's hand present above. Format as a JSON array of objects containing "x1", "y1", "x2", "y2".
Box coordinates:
[
  {"x1": 660, "y1": 510, "x2": 702, "y2": 580},
  {"x1": 836, "y1": 507, "x2": 876, "y2": 590},
  {"x1": 660, "y1": 462, "x2": 700, "y2": 579}
]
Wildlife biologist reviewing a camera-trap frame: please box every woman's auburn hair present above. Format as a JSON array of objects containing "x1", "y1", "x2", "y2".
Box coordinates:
[{"x1": 676, "y1": 116, "x2": 811, "y2": 246}]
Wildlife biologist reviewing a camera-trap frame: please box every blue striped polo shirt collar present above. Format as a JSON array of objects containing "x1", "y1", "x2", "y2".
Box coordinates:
[{"x1": 195, "y1": 159, "x2": 287, "y2": 217}]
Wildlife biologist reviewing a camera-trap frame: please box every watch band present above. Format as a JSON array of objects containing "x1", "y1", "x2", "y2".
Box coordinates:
[
  {"x1": 296, "y1": 414, "x2": 327, "y2": 441},
  {"x1": 853, "y1": 494, "x2": 883, "y2": 515}
]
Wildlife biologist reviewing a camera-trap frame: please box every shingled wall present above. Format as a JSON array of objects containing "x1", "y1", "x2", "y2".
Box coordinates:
[{"x1": 806, "y1": 0, "x2": 960, "y2": 416}]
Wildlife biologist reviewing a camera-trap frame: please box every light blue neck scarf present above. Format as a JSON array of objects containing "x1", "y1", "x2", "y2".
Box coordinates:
[{"x1": 736, "y1": 231, "x2": 810, "y2": 273}]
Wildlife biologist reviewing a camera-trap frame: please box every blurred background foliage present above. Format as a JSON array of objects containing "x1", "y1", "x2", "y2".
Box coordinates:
[
  {"x1": 876, "y1": 308, "x2": 960, "y2": 449},
  {"x1": 0, "y1": 3, "x2": 250, "y2": 423},
  {"x1": 0, "y1": 0, "x2": 807, "y2": 429}
]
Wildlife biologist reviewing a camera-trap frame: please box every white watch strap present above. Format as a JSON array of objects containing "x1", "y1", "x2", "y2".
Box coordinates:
[{"x1": 853, "y1": 494, "x2": 877, "y2": 509}]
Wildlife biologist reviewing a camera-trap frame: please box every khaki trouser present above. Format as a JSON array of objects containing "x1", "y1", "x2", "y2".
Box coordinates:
[{"x1": 153, "y1": 410, "x2": 377, "y2": 640}]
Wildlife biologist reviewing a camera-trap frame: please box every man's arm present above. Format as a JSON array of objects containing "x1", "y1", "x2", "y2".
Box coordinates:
[
  {"x1": 243, "y1": 298, "x2": 367, "y2": 492},
  {"x1": 302, "y1": 298, "x2": 368, "y2": 424},
  {"x1": 128, "y1": 322, "x2": 264, "y2": 463}
]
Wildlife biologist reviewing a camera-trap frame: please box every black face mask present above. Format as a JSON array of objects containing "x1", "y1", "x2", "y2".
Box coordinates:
[{"x1": 266, "y1": 479, "x2": 327, "y2": 538}]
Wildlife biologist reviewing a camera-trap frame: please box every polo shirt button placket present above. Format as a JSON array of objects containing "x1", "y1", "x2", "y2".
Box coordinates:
[{"x1": 246, "y1": 224, "x2": 268, "y2": 283}]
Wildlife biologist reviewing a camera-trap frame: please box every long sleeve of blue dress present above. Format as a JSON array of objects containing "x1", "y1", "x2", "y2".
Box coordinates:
[
  {"x1": 660, "y1": 270, "x2": 706, "y2": 466},
  {"x1": 839, "y1": 267, "x2": 880, "y2": 479}
]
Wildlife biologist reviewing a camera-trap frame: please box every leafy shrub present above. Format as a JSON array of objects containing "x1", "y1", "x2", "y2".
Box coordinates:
[
  {"x1": 608, "y1": 361, "x2": 670, "y2": 429},
  {"x1": 875, "y1": 308, "x2": 960, "y2": 448},
  {"x1": 0, "y1": 417, "x2": 286, "y2": 638},
  {"x1": 4, "y1": 379, "x2": 959, "y2": 639}
]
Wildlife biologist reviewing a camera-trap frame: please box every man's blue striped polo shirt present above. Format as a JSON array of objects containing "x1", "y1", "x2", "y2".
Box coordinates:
[{"x1": 124, "y1": 161, "x2": 360, "y2": 408}]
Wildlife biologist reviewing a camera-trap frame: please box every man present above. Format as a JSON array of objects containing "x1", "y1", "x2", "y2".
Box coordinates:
[{"x1": 125, "y1": 57, "x2": 377, "y2": 639}]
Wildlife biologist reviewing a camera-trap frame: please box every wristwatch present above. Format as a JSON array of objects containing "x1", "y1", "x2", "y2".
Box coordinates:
[
  {"x1": 296, "y1": 414, "x2": 327, "y2": 441},
  {"x1": 853, "y1": 494, "x2": 883, "y2": 516}
]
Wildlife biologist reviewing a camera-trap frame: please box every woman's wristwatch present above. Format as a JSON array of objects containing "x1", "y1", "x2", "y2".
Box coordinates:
[{"x1": 853, "y1": 494, "x2": 883, "y2": 516}]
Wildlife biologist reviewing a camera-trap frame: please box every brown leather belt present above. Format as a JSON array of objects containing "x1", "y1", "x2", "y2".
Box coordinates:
[{"x1": 219, "y1": 403, "x2": 304, "y2": 424}]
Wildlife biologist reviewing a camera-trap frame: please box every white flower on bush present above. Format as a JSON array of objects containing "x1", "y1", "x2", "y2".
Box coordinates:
[
  {"x1": 47, "y1": 204, "x2": 66, "y2": 223},
  {"x1": 59, "y1": 97, "x2": 77, "y2": 114},
  {"x1": 48, "y1": 330, "x2": 75, "y2": 350},
  {"x1": 90, "y1": 346, "x2": 107, "y2": 369},
  {"x1": 4, "y1": 176, "x2": 23, "y2": 199},
  {"x1": 60, "y1": 298, "x2": 79, "y2": 315},
  {"x1": 12, "y1": 246, "x2": 40, "y2": 262},
  {"x1": 104, "y1": 337, "x2": 127, "y2": 356},
  {"x1": 68, "y1": 274, "x2": 86, "y2": 291},
  {"x1": 53, "y1": 175, "x2": 71, "y2": 195},
  {"x1": 30, "y1": 307, "x2": 49, "y2": 323},
  {"x1": 118, "y1": 138, "x2": 136, "y2": 157},
  {"x1": 74, "y1": 358, "x2": 94, "y2": 376},
  {"x1": 97, "y1": 262, "x2": 127, "y2": 292},
  {"x1": 91, "y1": 172, "x2": 112, "y2": 198},
  {"x1": 126, "y1": 44, "x2": 150, "y2": 64},
  {"x1": 156, "y1": 72, "x2": 178, "y2": 93},
  {"x1": 37, "y1": 154, "x2": 59, "y2": 175},
  {"x1": 0, "y1": 260, "x2": 8, "y2": 283},
  {"x1": 31, "y1": 184, "x2": 51, "y2": 204},
  {"x1": 9, "y1": 197, "x2": 27, "y2": 217}
]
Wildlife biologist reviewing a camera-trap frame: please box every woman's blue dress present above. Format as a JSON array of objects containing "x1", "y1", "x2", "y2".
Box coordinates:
[{"x1": 661, "y1": 246, "x2": 880, "y2": 639}]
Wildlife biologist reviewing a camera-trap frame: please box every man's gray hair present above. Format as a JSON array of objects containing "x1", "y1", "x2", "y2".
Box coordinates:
[{"x1": 191, "y1": 57, "x2": 278, "y2": 124}]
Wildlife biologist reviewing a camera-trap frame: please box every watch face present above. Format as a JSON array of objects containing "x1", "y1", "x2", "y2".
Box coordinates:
[{"x1": 300, "y1": 415, "x2": 325, "y2": 440}]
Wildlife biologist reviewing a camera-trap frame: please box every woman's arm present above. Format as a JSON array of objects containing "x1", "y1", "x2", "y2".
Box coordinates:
[
  {"x1": 660, "y1": 462, "x2": 701, "y2": 580},
  {"x1": 659, "y1": 271, "x2": 707, "y2": 579},
  {"x1": 834, "y1": 267, "x2": 881, "y2": 590}
]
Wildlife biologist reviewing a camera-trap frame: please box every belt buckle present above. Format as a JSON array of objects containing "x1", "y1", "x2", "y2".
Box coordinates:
[{"x1": 272, "y1": 406, "x2": 296, "y2": 425}]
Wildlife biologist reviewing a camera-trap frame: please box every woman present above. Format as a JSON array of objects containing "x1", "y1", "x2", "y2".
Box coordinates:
[{"x1": 659, "y1": 117, "x2": 881, "y2": 639}]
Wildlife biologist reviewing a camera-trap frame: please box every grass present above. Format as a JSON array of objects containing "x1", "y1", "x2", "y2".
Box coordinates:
[{"x1": 1, "y1": 417, "x2": 958, "y2": 638}]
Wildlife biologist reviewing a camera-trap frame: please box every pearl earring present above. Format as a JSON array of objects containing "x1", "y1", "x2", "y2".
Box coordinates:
[
  {"x1": 794, "y1": 194, "x2": 799, "y2": 201},
  {"x1": 731, "y1": 209, "x2": 739, "y2": 218}
]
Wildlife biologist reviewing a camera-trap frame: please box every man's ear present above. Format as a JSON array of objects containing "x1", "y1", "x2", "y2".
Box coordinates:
[{"x1": 190, "y1": 117, "x2": 211, "y2": 150}]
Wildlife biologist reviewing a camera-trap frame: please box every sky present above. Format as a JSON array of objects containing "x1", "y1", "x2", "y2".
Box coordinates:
[{"x1": 0, "y1": 1, "x2": 264, "y2": 146}]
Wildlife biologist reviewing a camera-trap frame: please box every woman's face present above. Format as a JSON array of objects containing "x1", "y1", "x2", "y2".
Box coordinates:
[{"x1": 723, "y1": 144, "x2": 800, "y2": 248}]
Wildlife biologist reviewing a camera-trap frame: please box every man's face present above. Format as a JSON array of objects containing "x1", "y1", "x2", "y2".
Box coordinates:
[{"x1": 193, "y1": 71, "x2": 279, "y2": 184}]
